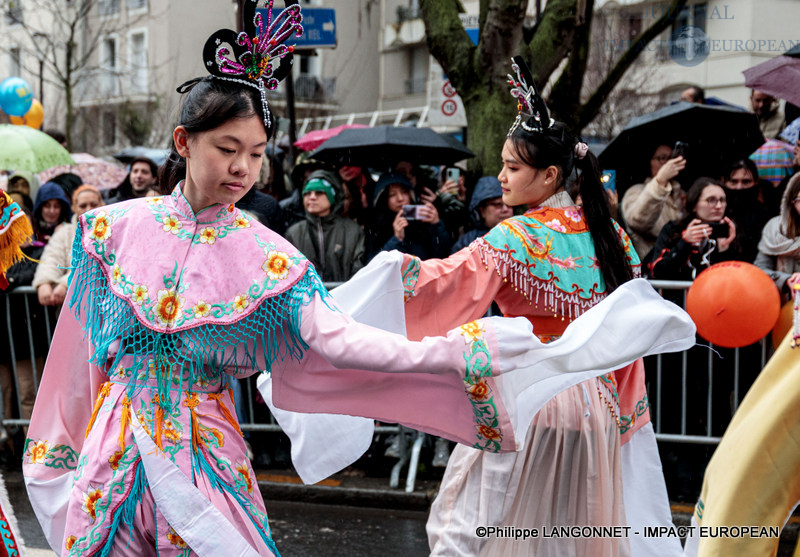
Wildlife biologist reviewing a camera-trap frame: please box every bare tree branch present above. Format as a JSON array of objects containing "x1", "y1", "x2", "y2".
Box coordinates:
[
  {"x1": 578, "y1": 0, "x2": 688, "y2": 129},
  {"x1": 419, "y1": 0, "x2": 475, "y2": 88}
]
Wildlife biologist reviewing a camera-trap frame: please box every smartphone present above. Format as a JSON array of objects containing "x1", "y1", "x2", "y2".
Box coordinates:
[
  {"x1": 706, "y1": 222, "x2": 729, "y2": 239},
  {"x1": 601, "y1": 170, "x2": 616, "y2": 193},
  {"x1": 402, "y1": 204, "x2": 424, "y2": 220},
  {"x1": 445, "y1": 167, "x2": 461, "y2": 182},
  {"x1": 672, "y1": 141, "x2": 688, "y2": 159}
]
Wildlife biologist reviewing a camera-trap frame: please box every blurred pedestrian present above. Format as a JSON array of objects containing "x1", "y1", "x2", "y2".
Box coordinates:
[
  {"x1": 621, "y1": 143, "x2": 687, "y2": 261},
  {"x1": 756, "y1": 173, "x2": 800, "y2": 296},
  {"x1": 723, "y1": 158, "x2": 770, "y2": 262},
  {"x1": 105, "y1": 156, "x2": 158, "y2": 204},
  {"x1": 365, "y1": 172, "x2": 450, "y2": 261},
  {"x1": 450, "y1": 176, "x2": 512, "y2": 253},
  {"x1": 750, "y1": 89, "x2": 785, "y2": 139},
  {"x1": 32, "y1": 181, "x2": 72, "y2": 244},
  {"x1": 649, "y1": 177, "x2": 739, "y2": 280},
  {"x1": 33, "y1": 185, "x2": 104, "y2": 307},
  {"x1": 285, "y1": 169, "x2": 365, "y2": 282}
]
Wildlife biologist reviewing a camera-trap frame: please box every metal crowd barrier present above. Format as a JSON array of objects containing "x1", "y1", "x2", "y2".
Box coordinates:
[{"x1": 2, "y1": 281, "x2": 775, "y2": 490}]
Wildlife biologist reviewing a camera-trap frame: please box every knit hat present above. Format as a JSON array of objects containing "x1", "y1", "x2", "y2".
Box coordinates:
[{"x1": 303, "y1": 177, "x2": 336, "y2": 206}]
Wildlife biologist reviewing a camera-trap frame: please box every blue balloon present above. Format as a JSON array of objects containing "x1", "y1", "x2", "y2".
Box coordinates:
[{"x1": 0, "y1": 77, "x2": 33, "y2": 117}]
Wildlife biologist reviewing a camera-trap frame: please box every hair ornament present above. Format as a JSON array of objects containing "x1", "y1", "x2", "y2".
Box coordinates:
[
  {"x1": 507, "y1": 56, "x2": 554, "y2": 137},
  {"x1": 197, "y1": 0, "x2": 303, "y2": 132},
  {"x1": 574, "y1": 142, "x2": 589, "y2": 160}
]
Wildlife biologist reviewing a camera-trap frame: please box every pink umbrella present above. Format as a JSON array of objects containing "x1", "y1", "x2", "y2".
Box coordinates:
[
  {"x1": 294, "y1": 124, "x2": 368, "y2": 152},
  {"x1": 38, "y1": 152, "x2": 129, "y2": 191},
  {"x1": 743, "y1": 55, "x2": 800, "y2": 107}
]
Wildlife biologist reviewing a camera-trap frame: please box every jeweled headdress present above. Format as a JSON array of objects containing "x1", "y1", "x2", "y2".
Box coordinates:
[
  {"x1": 182, "y1": 0, "x2": 303, "y2": 136},
  {"x1": 507, "y1": 56, "x2": 554, "y2": 136}
]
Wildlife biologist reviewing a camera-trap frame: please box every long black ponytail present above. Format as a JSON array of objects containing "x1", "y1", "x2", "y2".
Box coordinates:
[{"x1": 510, "y1": 123, "x2": 634, "y2": 292}]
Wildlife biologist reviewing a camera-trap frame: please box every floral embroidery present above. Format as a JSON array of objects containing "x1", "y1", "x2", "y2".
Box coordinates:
[
  {"x1": 27, "y1": 440, "x2": 49, "y2": 464},
  {"x1": 233, "y1": 294, "x2": 249, "y2": 313},
  {"x1": 467, "y1": 380, "x2": 492, "y2": 402},
  {"x1": 108, "y1": 450, "x2": 124, "y2": 471},
  {"x1": 166, "y1": 526, "x2": 189, "y2": 549},
  {"x1": 262, "y1": 250, "x2": 292, "y2": 280},
  {"x1": 23, "y1": 439, "x2": 79, "y2": 469},
  {"x1": 89, "y1": 210, "x2": 112, "y2": 242},
  {"x1": 162, "y1": 214, "x2": 183, "y2": 235},
  {"x1": 402, "y1": 257, "x2": 421, "y2": 302},
  {"x1": 198, "y1": 227, "x2": 219, "y2": 245},
  {"x1": 155, "y1": 289, "x2": 185, "y2": 326},
  {"x1": 146, "y1": 197, "x2": 164, "y2": 205},
  {"x1": 234, "y1": 215, "x2": 250, "y2": 229},
  {"x1": 544, "y1": 218, "x2": 567, "y2": 233},
  {"x1": 477, "y1": 424, "x2": 502, "y2": 441},
  {"x1": 193, "y1": 300, "x2": 211, "y2": 318},
  {"x1": 111, "y1": 264, "x2": 123, "y2": 284},
  {"x1": 564, "y1": 207, "x2": 583, "y2": 223},
  {"x1": 65, "y1": 536, "x2": 77, "y2": 551},
  {"x1": 163, "y1": 418, "x2": 182, "y2": 444},
  {"x1": 132, "y1": 284, "x2": 149, "y2": 305},
  {"x1": 82, "y1": 485, "x2": 103, "y2": 523},
  {"x1": 459, "y1": 321, "x2": 503, "y2": 451},
  {"x1": 619, "y1": 394, "x2": 649, "y2": 435},
  {"x1": 236, "y1": 459, "x2": 254, "y2": 493},
  {"x1": 459, "y1": 321, "x2": 485, "y2": 344}
]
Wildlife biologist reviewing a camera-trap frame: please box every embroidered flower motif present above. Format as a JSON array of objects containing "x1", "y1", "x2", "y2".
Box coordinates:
[
  {"x1": 132, "y1": 284, "x2": 149, "y2": 305},
  {"x1": 163, "y1": 419, "x2": 182, "y2": 444},
  {"x1": 467, "y1": 380, "x2": 492, "y2": 402},
  {"x1": 564, "y1": 208, "x2": 582, "y2": 223},
  {"x1": 262, "y1": 250, "x2": 292, "y2": 280},
  {"x1": 65, "y1": 536, "x2": 77, "y2": 551},
  {"x1": 198, "y1": 227, "x2": 219, "y2": 245},
  {"x1": 27, "y1": 440, "x2": 49, "y2": 464},
  {"x1": 155, "y1": 289, "x2": 185, "y2": 326},
  {"x1": 146, "y1": 197, "x2": 164, "y2": 205},
  {"x1": 82, "y1": 485, "x2": 103, "y2": 522},
  {"x1": 234, "y1": 215, "x2": 251, "y2": 229},
  {"x1": 166, "y1": 526, "x2": 188, "y2": 549},
  {"x1": 233, "y1": 294, "x2": 249, "y2": 313},
  {"x1": 111, "y1": 264, "x2": 123, "y2": 285},
  {"x1": 162, "y1": 214, "x2": 183, "y2": 235},
  {"x1": 108, "y1": 450, "x2": 124, "y2": 471},
  {"x1": 459, "y1": 321, "x2": 485, "y2": 344},
  {"x1": 89, "y1": 211, "x2": 112, "y2": 242},
  {"x1": 236, "y1": 459, "x2": 254, "y2": 493},
  {"x1": 477, "y1": 424, "x2": 502, "y2": 442},
  {"x1": 193, "y1": 300, "x2": 211, "y2": 318},
  {"x1": 544, "y1": 218, "x2": 567, "y2": 233}
]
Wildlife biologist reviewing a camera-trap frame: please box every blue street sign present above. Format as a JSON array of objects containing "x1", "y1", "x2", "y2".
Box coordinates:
[{"x1": 257, "y1": 7, "x2": 336, "y2": 49}]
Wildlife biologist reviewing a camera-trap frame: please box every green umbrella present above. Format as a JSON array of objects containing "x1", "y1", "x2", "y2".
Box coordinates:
[{"x1": 0, "y1": 124, "x2": 75, "y2": 173}]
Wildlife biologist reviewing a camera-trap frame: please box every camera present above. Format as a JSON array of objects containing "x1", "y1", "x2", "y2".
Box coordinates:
[
  {"x1": 402, "y1": 204, "x2": 425, "y2": 220},
  {"x1": 672, "y1": 141, "x2": 688, "y2": 159},
  {"x1": 445, "y1": 167, "x2": 461, "y2": 182},
  {"x1": 706, "y1": 221, "x2": 729, "y2": 239}
]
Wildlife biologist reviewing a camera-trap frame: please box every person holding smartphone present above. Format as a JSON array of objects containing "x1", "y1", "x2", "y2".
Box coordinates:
[
  {"x1": 363, "y1": 172, "x2": 451, "y2": 261},
  {"x1": 649, "y1": 177, "x2": 739, "y2": 280},
  {"x1": 621, "y1": 143, "x2": 687, "y2": 262}
]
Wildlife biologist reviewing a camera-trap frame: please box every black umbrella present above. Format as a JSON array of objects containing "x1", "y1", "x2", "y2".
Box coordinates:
[
  {"x1": 599, "y1": 101, "x2": 764, "y2": 190},
  {"x1": 308, "y1": 125, "x2": 474, "y2": 167}
]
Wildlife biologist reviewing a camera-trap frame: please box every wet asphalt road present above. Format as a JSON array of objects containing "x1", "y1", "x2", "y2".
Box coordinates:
[{"x1": 5, "y1": 469, "x2": 430, "y2": 556}]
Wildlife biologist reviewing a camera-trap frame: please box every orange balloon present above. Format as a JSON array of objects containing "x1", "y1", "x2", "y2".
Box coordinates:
[
  {"x1": 9, "y1": 99, "x2": 44, "y2": 129},
  {"x1": 772, "y1": 300, "x2": 794, "y2": 350},
  {"x1": 686, "y1": 261, "x2": 780, "y2": 348}
]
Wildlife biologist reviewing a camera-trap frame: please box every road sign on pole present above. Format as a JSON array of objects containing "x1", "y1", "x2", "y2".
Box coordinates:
[{"x1": 258, "y1": 7, "x2": 337, "y2": 49}]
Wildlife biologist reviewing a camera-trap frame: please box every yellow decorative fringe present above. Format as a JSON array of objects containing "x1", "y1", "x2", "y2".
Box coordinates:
[
  {"x1": 184, "y1": 393, "x2": 201, "y2": 452},
  {"x1": 152, "y1": 394, "x2": 165, "y2": 451},
  {"x1": 119, "y1": 397, "x2": 131, "y2": 451},
  {"x1": 85, "y1": 382, "x2": 112, "y2": 438}
]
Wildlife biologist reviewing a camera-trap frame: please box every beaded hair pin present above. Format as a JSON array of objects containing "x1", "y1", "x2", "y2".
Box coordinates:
[
  {"x1": 198, "y1": 0, "x2": 303, "y2": 135},
  {"x1": 507, "y1": 56, "x2": 554, "y2": 136}
]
